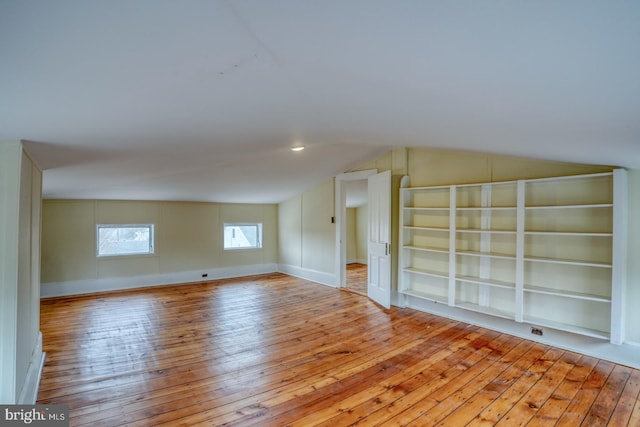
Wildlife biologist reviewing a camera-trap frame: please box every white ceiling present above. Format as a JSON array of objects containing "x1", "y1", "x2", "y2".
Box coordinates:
[{"x1": 1, "y1": 1, "x2": 639, "y2": 204}]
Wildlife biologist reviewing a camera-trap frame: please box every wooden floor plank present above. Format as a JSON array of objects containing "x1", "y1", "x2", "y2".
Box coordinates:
[
  {"x1": 608, "y1": 369, "x2": 640, "y2": 426},
  {"x1": 423, "y1": 346, "x2": 560, "y2": 426},
  {"x1": 525, "y1": 355, "x2": 599, "y2": 426},
  {"x1": 490, "y1": 350, "x2": 580, "y2": 426},
  {"x1": 122, "y1": 327, "x2": 431, "y2": 426},
  {"x1": 37, "y1": 273, "x2": 640, "y2": 426},
  {"x1": 309, "y1": 331, "x2": 509, "y2": 427},
  {"x1": 582, "y1": 364, "x2": 633, "y2": 425},
  {"x1": 163, "y1": 322, "x2": 472, "y2": 426},
  {"x1": 280, "y1": 330, "x2": 497, "y2": 427},
  {"x1": 376, "y1": 338, "x2": 535, "y2": 427},
  {"x1": 555, "y1": 359, "x2": 616, "y2": 426},
  {"x1": 629, "y1": 391, "x2": 640, "y2": 426}
]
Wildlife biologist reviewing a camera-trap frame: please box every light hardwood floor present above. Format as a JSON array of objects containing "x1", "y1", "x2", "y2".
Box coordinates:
[
  {"x1": 346, "y1": 263, "x2": 367, "y2": 295},
  {"x1": 38, "y1": 273, "x2": 640, "y2": 426}
]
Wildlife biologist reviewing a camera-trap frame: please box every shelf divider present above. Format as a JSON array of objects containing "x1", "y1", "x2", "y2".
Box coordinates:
[{"x1": 448, "y1": 186, "x2": 457, "y2": 307}]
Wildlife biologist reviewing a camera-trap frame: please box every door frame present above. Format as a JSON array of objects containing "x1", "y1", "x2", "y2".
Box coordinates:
[{"x1": 334, "y1": 169, "x2": 378, "y2": 288}]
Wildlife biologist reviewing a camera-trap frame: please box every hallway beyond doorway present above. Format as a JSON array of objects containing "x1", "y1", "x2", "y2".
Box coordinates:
[{"x1": 345, "y1": 263, "x2": 367, "y2": 295}]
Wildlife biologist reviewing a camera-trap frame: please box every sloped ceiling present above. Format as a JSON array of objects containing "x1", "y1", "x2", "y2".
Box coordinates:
[{"x1": 1, "y1": 1, "x2": 639, "y2": 203}]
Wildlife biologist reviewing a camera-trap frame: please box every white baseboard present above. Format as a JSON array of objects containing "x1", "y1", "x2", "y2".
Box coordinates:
[
  {"x1": 18, "y1": 331, "x2": 45, "y2": 404},
  {"x1": 41, "y1": 264, "x2": 279, "y2": 298},
  {"x1": 405, "y1": 295, "x2": 640, "y2": 370},
  {"x1": 277, "y1": 264, "x2": 338, "y2": 288},
  {"x1": 40, "y1": 263, "x2": 338, "y2": 298},
  {"x1": 346, "y1": 259, "x2": 367, "y2": 265}
]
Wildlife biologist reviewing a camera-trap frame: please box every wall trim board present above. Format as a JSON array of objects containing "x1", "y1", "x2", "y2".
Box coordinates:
[
  {"x1": 40, "y1": 264, "x2": 279, "y2": 298},
  {"x1": 17, "y1": 332, "x2": 44, "y2": 404},
  {"x1": 346, "y1": 259, "x2": 368, "y2": 265},
  {"x1": 405, "y1": 295, "x2": 640, "y2": 370},
  {"x1": 1, "y1": 142, "x2": 21, "y2": 403},
  {"x1": 277, "y1": 264, "x2": 338, "y2": 288}
]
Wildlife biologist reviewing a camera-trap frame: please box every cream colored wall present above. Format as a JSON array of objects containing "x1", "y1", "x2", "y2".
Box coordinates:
[
  {"x1": 356, "y1": 205, "x2": 368, "y2": 262},
  {"x1": 278, "y1": 179, "x2": 335, "y2": 275},
  {"x1": 301, "y1": 180, "x2": 335, "y2": 273},
  {"x1": 41, "y1": 200, "x2": 277, "y2": 285},
  {"x1": 352, "y1": 147, "x2": 408, "y2": 176},
  {"x1": 277, "y1": 195, "x2": 302, "y2": 267},
  {"x1": 156, "y1": 202, "x2": 217, "y2": 272},
  {"x1": 346, "y1": 208, "x2": 357, "y2": 262},
  {"x1": 41, "y1": 201, "x2": 95, "y2": 282},
  {"x1": 407, "y1": 148, "x2": 612, "y2": 186},
  {"x1": 345, "y1": 205, "x2": 368, "y2": 264},
  {"x1": 626, "y1": 169, "x2": 640, "y2": 343}
]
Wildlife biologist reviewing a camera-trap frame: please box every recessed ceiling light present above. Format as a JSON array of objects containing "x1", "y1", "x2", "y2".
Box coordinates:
[{"x1": 290, "y1": 146, "x2": 305, "y2": 152}]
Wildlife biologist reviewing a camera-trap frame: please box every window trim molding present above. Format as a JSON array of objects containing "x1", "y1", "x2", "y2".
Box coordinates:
[
  {"x1": 223, "y1": 222, "x2": 263, "y2": 251},
  {"x1": 96, "y1": 223, "x2": 155, "y2": 257}
]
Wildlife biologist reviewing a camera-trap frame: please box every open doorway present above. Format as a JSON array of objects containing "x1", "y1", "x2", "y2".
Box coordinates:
[
  {"x1": 344, "y1": 185, "x2": 368, "y2": 294},
  {"x1": 334, "y1": 169, "x2": 377, "y2": 293},
  {"x1": 336, "y1": 169, "x2": 392, "y2": 308}
]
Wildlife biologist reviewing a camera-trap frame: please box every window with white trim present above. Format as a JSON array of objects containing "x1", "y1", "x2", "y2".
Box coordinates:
[
  {"x1": 97, "y1": 224, "x2": 155, "y2": 257},
  {"x1": 223, "y1": 223, "x2": 262, "y2": 250}
]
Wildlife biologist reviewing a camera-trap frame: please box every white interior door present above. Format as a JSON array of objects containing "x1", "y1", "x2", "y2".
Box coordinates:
[{"x1": 367, "y1": 170, "x2": 391, "y2": 308}]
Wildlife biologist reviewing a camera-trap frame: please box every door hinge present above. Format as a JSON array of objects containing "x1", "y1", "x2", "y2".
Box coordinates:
[{"x1": 385, "y1": 242, "x2": 390, "y2": 255}]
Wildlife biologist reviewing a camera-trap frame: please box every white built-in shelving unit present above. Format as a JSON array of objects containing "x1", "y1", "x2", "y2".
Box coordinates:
[{"x1": 398, "y1": 170, "x2": 628, "y2": 344}]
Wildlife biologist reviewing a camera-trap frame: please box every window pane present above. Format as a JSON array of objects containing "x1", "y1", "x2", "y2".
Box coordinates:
[
  {"x1": 98, "y1": 225, "x2": 154, "y2": 256},
  {"x1": 224, "y1": 223, "x2": 262, "y2": 250}
]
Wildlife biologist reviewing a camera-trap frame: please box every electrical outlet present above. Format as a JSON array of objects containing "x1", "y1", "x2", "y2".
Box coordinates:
[
  {"x1": 202, "y1": 273, "x2": 208, "y2": 278},
  {"x1": 531, "y1": 327, "x2": 543, "y2": 336}
]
